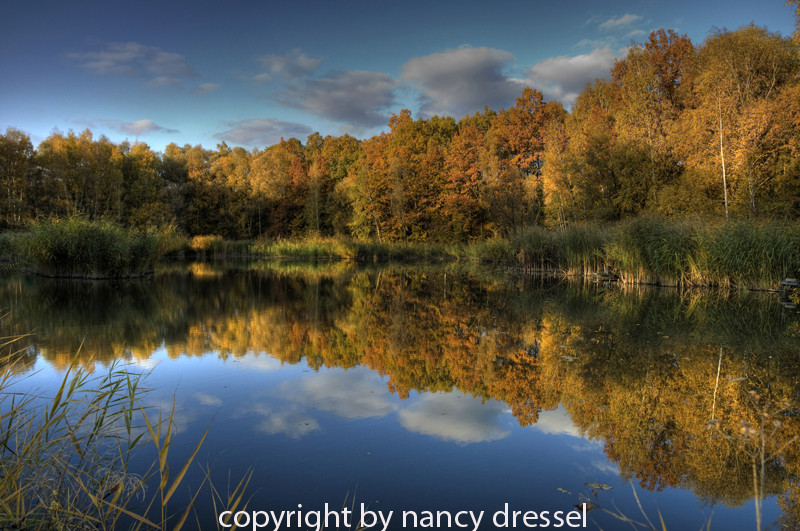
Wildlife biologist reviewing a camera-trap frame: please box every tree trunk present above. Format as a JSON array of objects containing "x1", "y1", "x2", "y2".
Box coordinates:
[{"x1": 718, "y1": 97, "x2": 729, "y2": 220}]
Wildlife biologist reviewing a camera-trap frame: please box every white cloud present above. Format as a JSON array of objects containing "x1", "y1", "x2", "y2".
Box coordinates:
[
  {"x1": 401, "y1": 47, "x2": 523, "y2": 117},
  {"x1": 68, "y1": 42, "x2": 197, "y2": 84},
  {"x1": 599, "y1": 14, "x2": 642, "y2": 31},
  {"x1": 195, "y1": 392, "x2": 222, "y2": 407},
  {"x1": 532, "y1": 406, "x2": 582, "y2": 438},
  {"x1": 194, "y1": 83, "x2": 221, "y2": 94},
  {"x1": 215, "y1": 118, "x2": 313, "y2": 148},
  {"x1": 99, "y1": 119, "x2": 178, "y2": 135},
  {"x1": 625, "y1": 29, "x2": 647, "y2": 39},
  {"x1": 398, "y1": 392, "x2": 510, "y2": 444},
  {"x1": 249, "y1": 403, "x2": 320, "y2": 439},
  {"x1": 275, "y1": 70, "x2": 397, "y2": 129},
  {"x1": 279, "y1": 368, "x2": 397, "y2": 419},
  {"x1": 257, "y1": 49, "x2": 321, "y2": 81},
  {"x1": 526, "y1": 47, "x2": 619, "y2": 105}
]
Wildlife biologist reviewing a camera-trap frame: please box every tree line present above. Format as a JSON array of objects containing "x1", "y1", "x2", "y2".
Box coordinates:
[{"x1": 2, "y1": 25, "x2": 799, "y2": 241}]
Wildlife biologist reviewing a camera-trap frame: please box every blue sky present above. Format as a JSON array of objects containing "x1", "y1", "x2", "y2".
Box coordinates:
[{"x1": 1, "y1": 0, "x2": 796, "y2": 151}]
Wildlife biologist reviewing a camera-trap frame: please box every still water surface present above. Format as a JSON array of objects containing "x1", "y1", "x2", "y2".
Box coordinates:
[{"x1": 2, "y1": 262, "x2": 799, "y2": 529}]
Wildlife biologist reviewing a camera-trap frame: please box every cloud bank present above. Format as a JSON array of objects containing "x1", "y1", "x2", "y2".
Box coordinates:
[
  {"x1": 257, "y1": 49, "x2": 321, "y2": 82},
  {"x1": 402, "y1": 47, "x2": 522, "y2": 117},
  {"x1": 215, "y1": 118, "x2": 313, "y2": 148},
  {"x1": 526, "y1": 47, "x2": 619, "y2": 105},
  {"x1": 69, "y1": 42, "x2": 197, "y2": 84},
  {"x1": 99, "y1": 119, "x2": 178, "y2": 136},
  {"x1": 275, "y1": 70, "x2": 397, "y2": 129}
]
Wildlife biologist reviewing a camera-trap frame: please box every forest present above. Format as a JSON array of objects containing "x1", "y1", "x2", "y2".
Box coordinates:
[{"x1": 2, "y1": 25, "x2": 800, "y2": 243}]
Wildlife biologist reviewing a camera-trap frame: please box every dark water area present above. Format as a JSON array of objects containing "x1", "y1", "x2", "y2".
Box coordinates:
[{"x1": 2, "y1": 261, "x2": 800, "y2": 530}]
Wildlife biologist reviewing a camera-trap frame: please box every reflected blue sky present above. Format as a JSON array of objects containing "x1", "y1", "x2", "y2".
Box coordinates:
[{"x1": 14, "y1": 346, "x2": 774, "y2": 530}]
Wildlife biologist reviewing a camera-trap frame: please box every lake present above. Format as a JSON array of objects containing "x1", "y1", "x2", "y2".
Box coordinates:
[{"x1": 1, "y1": 261, "x2": 799, "y2": 530}]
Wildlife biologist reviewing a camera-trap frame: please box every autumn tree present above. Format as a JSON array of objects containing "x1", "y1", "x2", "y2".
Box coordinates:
[
  {"x1": 0, "y1": 128, "x2": 34, "y2": 228},
  {"x1": 687, "y1": 25, "x2": 798, "y2": 218},
  {"x1": 611, "y1": 30, "x2": 694, "y2": 208},
  {"x1": 249, "y1": 138, "x2": 308, "y2": 238},
  {"x1": 119, "y1": 141, "x2": 171, "y2": 229},
  {"x1": 35, "y1": 130, "x2": 124, "y2": 221},
  {"x1": 490, "y1": 88, "x2": 565, "y2": 226},
  {"x1": 209, "y1": 142, "x2": 252, "y2": 237},
  {"x1": 444, "y1": 122, "x2": 490, "y2": 239}
]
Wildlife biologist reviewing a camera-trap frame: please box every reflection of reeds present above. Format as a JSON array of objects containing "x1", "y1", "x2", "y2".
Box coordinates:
[{"x1": 0, "y1": 353, "x2": 249, "y2": 529}]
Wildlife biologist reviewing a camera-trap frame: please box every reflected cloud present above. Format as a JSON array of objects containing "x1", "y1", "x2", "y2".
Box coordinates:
[
  {"x1": 591, "y1": 460, "x2": 619, "y2": 475},
  {"x1": 195, "y1": 392, "x2": 222, "y2": 407},
  {"x1": 249, "y1": 403, "x2": 320, "y2": 439},
  {"x1": 398, "y1": 392, "x2": 510, "y2": 444},
  {"x1": 235, "y1": 354, "x2": 285, "y2": 372},
  {"x1": 534, "y1": 406, "x2": 582, "y2": 438},
  {"x1": 279, "y1": 368, "x2": 397, "y2": 419}
]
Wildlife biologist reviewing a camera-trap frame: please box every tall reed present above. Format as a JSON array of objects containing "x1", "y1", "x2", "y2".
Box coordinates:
[
  {"x1": 506, "y1": 218, "x2": 800, "y2": 289},
  {"x1": 605, "y1": 216, "x2": 696, "y2": 286},
  {"x1": 13, "y1": 218, "x2": 159, "y2": 279},
  {"x1": 693, "y1": 221, "x2": 800, "y2": 289},
  {"x1": 0, "y1": 350, "x2": 251, "y2": 530}
]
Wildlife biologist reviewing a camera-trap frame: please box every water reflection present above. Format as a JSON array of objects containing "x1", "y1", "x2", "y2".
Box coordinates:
[{"x1": 1, "y1": 262, "x2": 800, "y2": 527}]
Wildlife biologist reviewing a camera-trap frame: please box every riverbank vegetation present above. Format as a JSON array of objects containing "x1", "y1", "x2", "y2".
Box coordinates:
[
  {"x1": 2, "y1": 21, "x2": 800, "y2": 284},
  {"x1": 4, "y1": 215, "x2": 799, "y2": 288}
]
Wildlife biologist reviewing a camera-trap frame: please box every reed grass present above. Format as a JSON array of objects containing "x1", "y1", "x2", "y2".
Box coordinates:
[
  {"x1": 0, "y1": 347, "x2": 251, "y2": 530},
  {"x1": 10, "y1": 214, "x2": 795, "y2": 289},
  {"x1": 604, "y1": 217, "x2": 696, "y2": 286},
  {"x1": 0, "y1": 232, "x2": 17, "y2": 262},
  {"x1": 692, "y1": 221, "x2": 800, "y2": 289},
  {"x1": 13, "y1": 218, "x2": 160, "y2": 279},
  {"x1": 508, "y1": 218, "x2": 800, "y2": 289},
  {"x1": 251, "y1": 236, "x2": 464, "y2": 263}
]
